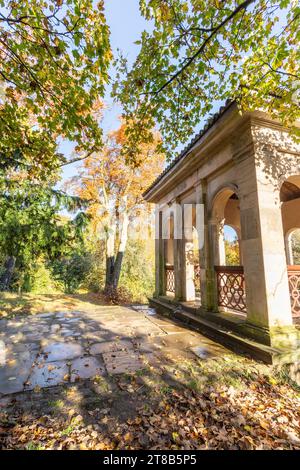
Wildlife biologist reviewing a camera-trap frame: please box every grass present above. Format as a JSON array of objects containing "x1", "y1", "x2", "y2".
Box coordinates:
[
  {"x1": 0, "y1": 291, "x2": 109, "y2": 319},
  {"x1": 26, "y1": 442, "x2": 45, "y2": 451},
  {"x1": 48, "y1": 399, "x2": 65, "y2": 409},
  {"x1": 60, "y1": 425, "x2": 75, "y2": 436},
  {"x1": 159, "y1": 385, "x2": 173, "y2": 395}
]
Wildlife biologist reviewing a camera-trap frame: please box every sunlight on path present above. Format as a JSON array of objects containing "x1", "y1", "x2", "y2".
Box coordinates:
[{"x1": 0, "y1": 303, "x2": 228, "y2": 395}]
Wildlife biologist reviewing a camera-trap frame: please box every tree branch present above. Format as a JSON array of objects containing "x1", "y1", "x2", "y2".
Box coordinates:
[
  {"x1": 57, "y1": 148, "x2": 97, "y2": 168},
  {"x1": 152, "y1": 0, "x2": 257, "y2": 96}
]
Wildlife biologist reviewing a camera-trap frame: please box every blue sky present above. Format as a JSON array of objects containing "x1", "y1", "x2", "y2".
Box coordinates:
[
  {"x1": 60, "y1": 0, "x2": 148, "y2": 183},
  {"x1": 102, "y1": 0, "x2": 151, "y2": 133}
]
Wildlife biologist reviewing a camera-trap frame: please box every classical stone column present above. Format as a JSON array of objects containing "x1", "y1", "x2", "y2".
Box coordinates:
[
  {"x1": 235, "y1": 147, "x2": 294, "y2": 347},
  {"x1": 182, "y1": 203, "x2": 195, "y2": 302},
  {"x1": 285, "y1": 233, "x2": 293, "y2": 265},
  {"x1": 155, "y1": 209, "x2": 165, "y2": 296},
  {"x1": 235, "y1": 228, "x2": 243, "y2": 265},
  {"x1": 196, "y1": 181, "x2": 219, "y2": 311},
  {"x1": 217, "y1": 220, "x2": 226, "y2": 266},
  {"x1": 173, "y1": 201, "x2": 184, "y2": 300}
]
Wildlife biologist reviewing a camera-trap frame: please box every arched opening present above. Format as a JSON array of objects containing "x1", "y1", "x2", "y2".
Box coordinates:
[
  {"x1": 290, "y1": 229, "x2": 300, "y2": 265},
  {"x1": 211, "y1": 189, "x2": 241, "y2": 265},
  {"x1": 212, "y1": 187, "x2": 246, "y2": 315},
  {"x1": 224, "y1": 225, "x2": 240, "y2": 266},
  {"x1": 285, "y1": 228, "x2": 300, "y2": 266},
  {"x1": 281, "y1": 177, "x2": 300, "y2": 320}
]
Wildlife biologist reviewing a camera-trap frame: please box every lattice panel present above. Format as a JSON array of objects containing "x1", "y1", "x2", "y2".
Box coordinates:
[
  {"x1": 288, "y1": 266, "x2": 300, "y2": 319},
  {"x1": 165, "y1": 266, "x2": 175, "y2": 294},
  {"x1": 215, "y1": 266, "x2": 247, "y2": 313}
]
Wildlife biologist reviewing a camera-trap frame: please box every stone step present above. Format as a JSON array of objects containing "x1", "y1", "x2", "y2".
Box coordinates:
[{"x1": 149, "y1": 297, "x2": 280, "y2": 364}]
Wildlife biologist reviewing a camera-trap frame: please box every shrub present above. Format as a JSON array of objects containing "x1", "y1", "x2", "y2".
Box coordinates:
[
  {"x1": 50, "y1": 252, "x2": 91, "y2": 293},
  {"x1": 81, "y1": 242, "x2": 106, "y2": 292},
  {"x1": 119, "y1": 238, "x2": 155, "y2": 302},
  {"x1": 27, "y1": 262, "x2": 59, "y2": 294}
]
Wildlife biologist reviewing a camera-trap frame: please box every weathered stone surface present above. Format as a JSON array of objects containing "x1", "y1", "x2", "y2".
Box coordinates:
[
  {"x1": 191, "y1": 346, "x2": 217, "y2": 360},
  {"x1": 0, "y1": 340, "x2": 5, "y2": 365},
  {"x1": 90, "y1": 340, "x2": 133, "y2": 355},
  {"x1": 102, "y1": 350, "x2": 145, "y2": 375},
  {"x1": 82, "y1": 332, "x2": 110, "y2": 342},
  {"x1": 131, "y1": 305, "x2": 157, "y2": 315},
  {"x1": 5, "y1": 343, "x2": 39, "y2": 355},
  {"x1": 0, "y1": 351, "x2": 37, "y2": 394},
  {"x1": 35, "y1": 313, "x2": 55, "y2": 319},
  {"x1": 55, "y1": 312, "x2": 70, "y2": 318},
  {"x1": 70, "y1": 357, "x2": 106, "y2": 382},
  {"x1": 25, "y1": 360, "x2": 69, "y2": 390},
  {"x1": 60, "y1": 329, "x2": 76, "y2": 337},
  {"x1": 50, "y1": 324, "x2": 61, "y2": 333},
  {"x1": 41, "y1": 342, "x2": 83, "y2": 362}
]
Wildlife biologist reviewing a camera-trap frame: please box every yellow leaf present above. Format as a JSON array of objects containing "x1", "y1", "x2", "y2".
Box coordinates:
[{"x1": 259, "y1": 420, "x2": 269, "y2": 430}]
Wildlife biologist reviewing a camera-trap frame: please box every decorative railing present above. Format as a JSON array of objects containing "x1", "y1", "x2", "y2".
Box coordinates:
[
  {"x1": 215, "y1": 266, "x2": 247, "y2": 313},
  {"x1": 165, "y1": 265, "x2": 175, "y2": 294},
  {"x1": 287, "y1": 265, "x2": 300, "y2": 319}
]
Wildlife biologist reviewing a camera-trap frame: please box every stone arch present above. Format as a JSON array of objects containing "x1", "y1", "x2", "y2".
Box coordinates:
[
  {"x1": 209, "y1": 183, "x2": 239, "y2": 223},
  {"x1": 210, "y1": 185, "x2": 241, "y2": 266},
  {"x1": 279, "y1": 174, "x2": 300, "y2": 193}
]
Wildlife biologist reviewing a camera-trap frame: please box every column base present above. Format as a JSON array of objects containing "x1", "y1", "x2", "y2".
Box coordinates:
[
  {"x1": 240, "y1": 321, "x2": 300, "y2": 350},
  {"x1": 200, "y1": 269, "x2": 218, "y2": 311}
]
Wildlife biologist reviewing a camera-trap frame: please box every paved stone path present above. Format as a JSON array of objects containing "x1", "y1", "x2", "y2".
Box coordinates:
[{"x1": 0, "y1": 305, "x2": 228, "y2": 395}]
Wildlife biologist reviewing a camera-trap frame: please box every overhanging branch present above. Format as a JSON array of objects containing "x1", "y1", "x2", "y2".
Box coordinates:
[{"x1": 152, "y1": 0, "x2": 257, "y2": 96}]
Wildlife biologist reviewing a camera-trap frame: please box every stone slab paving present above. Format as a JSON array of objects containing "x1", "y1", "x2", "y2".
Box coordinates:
[
  {"x1": 25, "y1": 360, "x2": 69, "y2": 390},
  {"x1": 70, "y1": 356, "x2": 106, "y2": 382},
  {"x1": 0, "y1": 351, "x2": 38, "y2": 394},
  {"x1": 0, "y1": 304, "x2": 230, "y2": 395},
  {"x1": 90, "y1": 340, "x2": 133, "y2": 355},
  {"x1": 102, "y1": 350, "x2": 146, "y2": 375},
  {"x1": 41, "y1": 342, "x2": 84, "y2": 362}
]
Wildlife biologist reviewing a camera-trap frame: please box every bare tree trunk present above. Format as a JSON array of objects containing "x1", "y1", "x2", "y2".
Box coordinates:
[
  {"x1": 105, "y1": 224, "x2": 116, "y2": 290},
  {"x1": 115, "y1": 200, "x2": 120, "y2": 254},
  {"x1": 0, "y1": 256, "x2": 16, "y2": 291},
  {"x1": 111, "y1": 211, "x2": 129, "y2": 289}
]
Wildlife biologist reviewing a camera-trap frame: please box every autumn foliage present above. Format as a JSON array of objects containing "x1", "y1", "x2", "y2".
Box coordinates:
[{"x1": 73, "y1": 122, "x2": 165, "y2": 295}]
